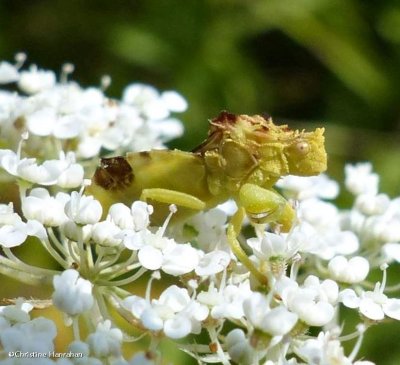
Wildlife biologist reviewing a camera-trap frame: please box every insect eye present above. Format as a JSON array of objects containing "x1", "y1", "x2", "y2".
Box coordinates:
[{"x1": 295, "y1": 141, "x2": 310, "y2": 155}]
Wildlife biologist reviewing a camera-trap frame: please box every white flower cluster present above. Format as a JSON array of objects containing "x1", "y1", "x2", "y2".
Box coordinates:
[
  {"x1": 0, "y1": 55, "x2": 185, "y2": 161},
  {"x1": 1, "y1": 58, "x2": 400, "y2": 365}
]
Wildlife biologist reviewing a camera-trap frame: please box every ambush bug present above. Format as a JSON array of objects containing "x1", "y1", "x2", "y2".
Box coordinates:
[{"x1": 88, "y1": 112, "x2": 327, "y2": 284}]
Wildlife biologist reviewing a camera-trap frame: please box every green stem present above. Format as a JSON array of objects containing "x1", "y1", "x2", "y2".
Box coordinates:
[
  {"x1": 2, "y1": 248, "x2": 60, "y2": 276},
  {"x1": 94, "y1": 288, "x2": 111, "y2": 321},
  {"x1": 107, "y1": 286, "x2": 132, "y2": 299},
  {"x1": 0, "y1": 258, "x2": 53, "y2": 285},
  {"x1": 86, "y1": 242, "x2": 94, "y2": 270},
  {"x1": 72, "y1": 317, "x2": 81, "y2": 341},
  {"x1": 99, "y1": 251, "x2": 138, "y2": 277},
  {"x1": 206, "y1": 326, "x2": 229, "y2": 365},
  {"x1": 76, "y1": 227, "x2": 87, "y2": 276},
  {"x1": 66, "y1": 240, "x2": 80, "y2": 264},
  {"x1": 41, "y1": 237, "x2": 68, "y2": 269},
  {"x1": 47, "y1": 228, "x2": 69, "y2": 258},
  {"x1": 96, "y1": 267, "x2": 147, "y2": 287}
]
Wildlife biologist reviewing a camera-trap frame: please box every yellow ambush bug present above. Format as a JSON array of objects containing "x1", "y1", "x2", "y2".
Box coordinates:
[{"x1": 88, "y1": 112, "x2": 327, "y2": 285}]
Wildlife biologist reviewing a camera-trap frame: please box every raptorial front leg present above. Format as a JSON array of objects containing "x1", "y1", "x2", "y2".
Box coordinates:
[
  {"x1": 238, "y1": 183, "x2": 295, "y2": 232},
  {"x1": 226, "y1": 183, "x2": 297, "y2": 286},
  {"x1": 140, "y1": 188, "x2": 206, "y2": 210}
]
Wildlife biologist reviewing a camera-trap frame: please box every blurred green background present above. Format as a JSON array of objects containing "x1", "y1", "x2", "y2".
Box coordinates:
[{"x1": 1, "y1": 0, "x2": 400, "y2": 363}]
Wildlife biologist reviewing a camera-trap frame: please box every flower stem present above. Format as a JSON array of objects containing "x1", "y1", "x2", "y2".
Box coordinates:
[
  {"x1": 0, "y1": 257, "x2": 53, "y2": 285},
  {"x1": 96, "y1": 267, "x2": 147, "y2": 287}
]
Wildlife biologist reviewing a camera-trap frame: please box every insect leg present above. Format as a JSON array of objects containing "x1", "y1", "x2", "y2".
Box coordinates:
[
  {"x1": 238, "y1": 183, "x2": 295, "y2": 232},
  {"x1": 227, "y1": 207, "x2": 268, "y2": 286},
  {"x1": 140, "y1": 188, "x2": 206, "y2": 210}
]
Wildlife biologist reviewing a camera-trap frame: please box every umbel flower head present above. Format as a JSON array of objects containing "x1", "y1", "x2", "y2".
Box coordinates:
[
  {"x1": 0, "y1": 57, "x2": 399, "y2": 365},
  {"x1": 0, "y1": 55, "x2": 186, "y2": 160}
]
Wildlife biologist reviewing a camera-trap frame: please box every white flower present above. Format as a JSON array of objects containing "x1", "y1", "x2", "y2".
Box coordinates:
[
  {"x1": 60, "y1": 220, "x2": 92, "y2": 243},
  {"x1": 287, "y1": 221, "x2": 359, "y2": 260},
  {"x1": 87, "y1": 320, "x2": 123, "y2": 358},
  {"x1": 197, "y1": 281, "x2": 252, "y2": 320},
  {"x1": 131, "y1": 201, "x2": 153, "y2": 231},
  {"x1": 52, "y1": 269, "x2": 94, "y2": 316},
  {"x1": 108, "y1": 203, "x2": 134, "y2": 229},
  {"x1": 277, "y1": 174, "x2": 339, "y2": 200},
  {"x1": 92, "y1": 221, "x2": 122, "y2": 247},
  {"x1": 123, "y1": 285, "x2": 207, "y2": 339},
  {"x1": 53, "y1": 114, "x2": 84, "y2": 139},
  {"x1": 0, "y1": 91, "x2": 19, "y2": 127},
  {"x1": 225, "y1": 329, "x2": 253, "y2": 365},
  {"x1": 18, "y1": 65, "x2": 56, "y2": 94},
  {"x1": 0, "y1": 149, "x2": 66, "y2": 186},
  {"x1": 0, "y1": 299, "x2": 33, "y2": 325},
  {"x1": 0, "y1": 317, "x2": 57, "y2": 353},
  {"x1": 0, "y1": 203, "x2": 46, "y2": 247},
  {"x1": 122, "y1": 226, "x2": 199, "y2": 275},
  {"x1": 147, "y1": 118, "x2": 184, "y2": 141},
  {"x1": 122, "y1": 83, "x2": 187, "y2": 122},
  {"x1": 243, "y1": 292, "x2": 298, "y2": 336},
  {"x1": 340, "y1": 284, "x2": 400, "y2": 321},
  {"x1": 248, "y1": 231, "x2": 297, "y2": 261},
  {"x1": 123, "y1": 83, "x2": 159, "y2": 108},
  {"x1": 22, "y1": 188, "x2": 69, "y2": 226},
  {"x1": 296, "y1": 331, "x2": 352, "y2": 365},
  {"x1": 354, "y1": 193, "x2": 390, "y2": 216},
  {"x1": 161, "y1": 244, "x2": 200, "y2": 275},
  {"x1": 65, "y1": 192, "x2": 102, "y2": 225},
  {"x1": 25, "y1": 107, "x2": 57, "y2": 136},
  {"x1": 328, "y1": 256, "x2": 369, "y2": 284},
  {"x1": 0, "y1": 218, "x2": 28, "y2": 248},
  {"x1": 68, "y1": 340, "x2": 90, "y2": 357},
  {"x1": 175, "y1": 208, "x2": 228, "y2": 252},
  {"x1": 195, "y1": 250, "x2": 231, "y2": 276},
  {"x1": 137, "y1": 243, "x2": 164, "y2": 270},
  {"x1": 364, "y1": 215, "x2": 400, "y2": 243},
  {"x1": 382, "y1": 243, "x2": 400, "y2": 263},
  {"x1": 0, "y1": 61, "x2": 20, "y2": 84},
  {"x1": 1, "y1": 58, "x2": 186, "y2": 162},
  {"x1": 129, "y1": 352, "x2": 155, "y2": 365},
  {"x1": 298, "y1": 198, "x2": 339, "y2": 230},
  {"x1": 345, "y1": 163, "x2": 379, "y2": 196},
  {"x1": 340, "y1": 209, "x2": 366, "y2": 235},
  {"x1": 160, "y1": 91, "x2": 188, "y2": 112},
  {"x1": 278, "y1": 276, "x2": 337, "y2": 327},
  {"x1": 56, "y1": 151, "x2": 84, "y2": 188},
  {"x1": 360, "y1": 198, "x2": 400, "y2": 244}
]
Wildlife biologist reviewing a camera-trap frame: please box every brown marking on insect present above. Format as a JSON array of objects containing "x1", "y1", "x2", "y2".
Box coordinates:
[
  {"x1": 261, "y1": 112, "x2": 271, "y2": 120},
  {"x1": 139, "y1": 151, "x2": 151, "y2": 158},
  {"x1": 145, "y1": 351, "x2": 156, "y2": 360},
  {"x1": 13, "y1": 116, "x2": 25, "y2": 130},
  {"x1": 257, "y1": 124, "x2": 270, "y2": 132},
  {"x1": 191, "y1": 130, "x2": 221, "y2": 155},
  {"x1": 212, "y1": 111, "x2": 237, "y2": 124},
  {"x1": 209, "y1": 342, "x2": 218, "y2": 353},
  {"x1": 93, "y1": 156, "x2": 134, "y2": 191}
]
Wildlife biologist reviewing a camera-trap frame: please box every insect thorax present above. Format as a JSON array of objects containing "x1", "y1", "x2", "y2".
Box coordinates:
[{"x1": 194, "y1": 112, "x2": 327, "y2": 194}]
